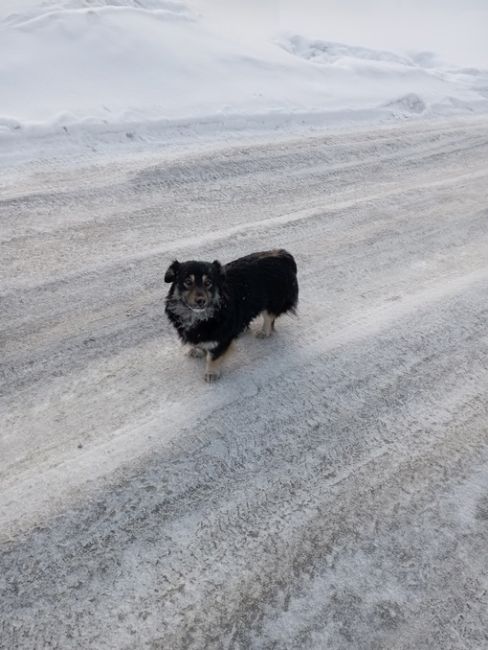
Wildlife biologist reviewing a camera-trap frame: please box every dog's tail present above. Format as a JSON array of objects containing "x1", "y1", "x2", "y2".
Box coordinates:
[
  {"x1": 275, "y1": 249, "x2": 299, "y2": 316},
  {"x1": 275, "y1": 249, "x2": 298, "y2": 275}
]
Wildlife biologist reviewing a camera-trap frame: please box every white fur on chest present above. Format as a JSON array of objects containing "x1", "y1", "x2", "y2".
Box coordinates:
[
  {"x1": 197, "y1": 340, "x2": 219, "y2": 351},
  {"x1": 169, "y1": 301, "x2": 215, "y2": 327}
]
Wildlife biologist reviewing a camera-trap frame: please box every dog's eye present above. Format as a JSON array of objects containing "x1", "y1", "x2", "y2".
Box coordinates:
[
  {"x1": 183, "y1": 277, "x2": 193, "y2": 288},
  {"x1": 203, "y1": 279, "x2": 212, "y2": 289}
]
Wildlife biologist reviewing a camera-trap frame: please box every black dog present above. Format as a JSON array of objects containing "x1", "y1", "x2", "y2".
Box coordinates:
[{"x1": 165, "y1": 250, "x2": 298, "y2": 381}]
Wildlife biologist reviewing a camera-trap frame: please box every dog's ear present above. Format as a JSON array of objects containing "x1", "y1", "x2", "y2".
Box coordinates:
[
  {"x1": 212, "y1": 260, "x2": 224, "y2": 278},
  {"x1": 164, "y1": 260, "x2": 180, "y2": 283}
]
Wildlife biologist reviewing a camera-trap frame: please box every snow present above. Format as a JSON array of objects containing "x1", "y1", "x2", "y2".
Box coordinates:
[
  {"x1": 1, "y1": 0, "x2": 487, "y2": 138},
  {"x1": 2, "y1": 1, "x2": 488, "y2": 646},
  {"x1": 2, "y1": 115, "x2": 488, "y2": 647}
]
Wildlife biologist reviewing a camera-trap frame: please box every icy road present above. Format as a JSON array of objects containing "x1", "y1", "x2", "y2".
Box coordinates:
[{"x1": 2, "y1": 117, "x2": 488, "y2": 649}]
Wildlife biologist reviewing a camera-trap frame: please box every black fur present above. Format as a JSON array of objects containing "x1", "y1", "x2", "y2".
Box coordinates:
[{"x1": 165, "y1": 249, "x2": 298, "y2": 380}]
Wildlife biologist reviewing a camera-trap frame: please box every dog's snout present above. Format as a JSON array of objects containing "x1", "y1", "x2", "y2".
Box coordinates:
[{"x1": 195, "y1": 296, "x2": 206, "y2": 307}]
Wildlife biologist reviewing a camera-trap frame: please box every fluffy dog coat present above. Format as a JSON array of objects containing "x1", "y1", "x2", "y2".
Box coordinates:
[{"x1": 165, "y1": 249, "x2": 298, "y2": 381}]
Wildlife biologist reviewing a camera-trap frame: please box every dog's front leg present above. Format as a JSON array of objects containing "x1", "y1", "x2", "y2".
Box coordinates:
[
  {"x1": 204, "y1": 341, "x2": 232, "y2": 383},
  {"x1": 186, "y1": 345, "x2": 206, "y2": 358}
]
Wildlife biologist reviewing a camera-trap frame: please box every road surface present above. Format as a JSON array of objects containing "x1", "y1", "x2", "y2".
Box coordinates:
[{"x1": 1, "y1": 116, "x2": 488, "y2": 649}]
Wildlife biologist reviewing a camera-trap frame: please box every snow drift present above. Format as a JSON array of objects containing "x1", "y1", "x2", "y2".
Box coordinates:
[{"x1": 1, "y1": 0, "x2": 487, "y2": 134}]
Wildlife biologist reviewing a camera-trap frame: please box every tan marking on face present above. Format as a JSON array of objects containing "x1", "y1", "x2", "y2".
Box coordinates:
[
  {"x1": 184, "y1": 274, "x2": 206, "y2": 307},
  {"x1": 182, "y1": 274, "x2": 195, "y2": 289},
  {"x1": 202, "y1": 273, "x2": 214, "y2": 292}
]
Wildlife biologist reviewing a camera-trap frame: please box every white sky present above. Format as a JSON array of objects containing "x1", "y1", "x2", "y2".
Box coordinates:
[{"x1": 193, "y1": 0, "x2": 488, "y2": 68}]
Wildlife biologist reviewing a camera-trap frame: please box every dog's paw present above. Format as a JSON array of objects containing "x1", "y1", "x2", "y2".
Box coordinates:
[
  {"x1": 204, "y1": 370, "x2": 221, "y2": 383},
  {"x1": 187, "y1": 347, "x2": 206, "y2": 358},
  {"x1": 255, "y1": 329, "x2": 272, "y2": 339}
]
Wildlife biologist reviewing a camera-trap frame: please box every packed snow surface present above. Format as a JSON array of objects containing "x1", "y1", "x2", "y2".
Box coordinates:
[
  {"x1": 2, "y1": 115, "x2": 488, "y2": 647},
  {"x1": 1, "y1": 0, "x2": 488, "y2": 134}
]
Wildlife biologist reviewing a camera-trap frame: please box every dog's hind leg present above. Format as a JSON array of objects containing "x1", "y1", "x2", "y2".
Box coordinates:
[{"x1": 256, "y1": 310, "x2": 276, "y2": 338}]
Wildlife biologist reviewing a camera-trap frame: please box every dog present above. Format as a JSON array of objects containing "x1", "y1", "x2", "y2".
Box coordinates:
[{"x1": 164, "y1": 249, "x2": 298, "y2": 381}]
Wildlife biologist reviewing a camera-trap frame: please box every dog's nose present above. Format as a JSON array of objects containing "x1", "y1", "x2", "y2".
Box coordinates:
[{"x1": 195, "y1": 296, "x2": 206, "y2": 307}]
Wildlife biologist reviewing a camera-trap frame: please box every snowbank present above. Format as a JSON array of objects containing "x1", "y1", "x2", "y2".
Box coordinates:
[{"x1": 1, "y1": 0, "x2": 487, "y2": 136}]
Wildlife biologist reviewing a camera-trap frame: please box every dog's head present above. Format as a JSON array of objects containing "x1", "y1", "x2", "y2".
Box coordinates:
[{"x1": 165, "y1": 259, "x2": 224, "y2": 314}]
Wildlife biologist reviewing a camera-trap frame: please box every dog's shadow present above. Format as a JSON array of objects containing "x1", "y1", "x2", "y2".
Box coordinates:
[{"x1": 178, "y1": 313, "x2": 303, "y2": 398}]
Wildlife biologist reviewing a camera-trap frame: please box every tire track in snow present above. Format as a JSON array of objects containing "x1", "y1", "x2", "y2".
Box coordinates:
[{"x1": 2, "y1": 116, "x2": 488, "y2": 649}]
